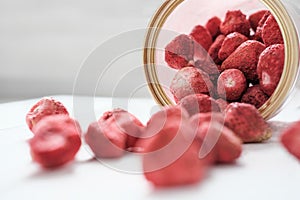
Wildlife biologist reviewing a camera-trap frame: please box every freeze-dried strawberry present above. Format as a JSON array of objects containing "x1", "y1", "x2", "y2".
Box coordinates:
[
  {"x1": 190, "y1": 116, "x2": 242, "y2": 163},
  {"x1": 224, "y1": 102, "x2": 272, "y2": 143},
  {"x1": 205, "y1": 16, "x2": 222, "y2": 38},
  {"x1": 280, "y1": 121, "x2": 300, "y2": 161},
  {"x1": 220, "y1": 10, "x2": 251, "y2": 36},
  {"x1": 261, "y1": 15, "x2": 283, "y2": 46},
  {"x1": 165, "y1": 34, "x2": 194, "y2": 69},
  {"x1": 190, "y1": 25, "x2": 213, "y2": 51},
  {"x1": 179, "y1": 94, "x2": 220, "y2": 116},
  {"x1": 85, "y1": 109, "x2": 144, "y2": 157},
  {"x1": 26, "y1": 97, "x2": 69, "y2": 131},
  {"x1": 170, "y1": 67, "x2": 215, "y2": 102},
  {"x1": 218, "y1": 32, "x2": 248, "y2": 61},
  {"x1": 142, "y1": 106, "x2": 208, "y2": 187},
  {"x1": 208, "y1": 34, "x2": 225, "y2": 64},
  {"x1": 249, "y1": 10, "x2": 267, "y2": 31},
  {"x1": 241, "y1": 85, "x2": 269, "y2": 108},
  {"x1": 217, "y1": 69, "x2": 247, "y2": 101},
  {"x1": 257, "y1": 44, "x2": 284, "y2": 96},
  {"x1": 215, "y1": 98, "x2": 229, "y2": 112},
  {"x1": 135, "y1": 106, "x2": 190, "y2": 153},
  {"x1": 29, "y1": 115, "x2": 82, "y2": 168},
  {"x1": 221, "y1": 40, "x2": 266, "y2": 83},
  {"x1": 255, "y1": 11, "x2": 271, "y2": 41}
]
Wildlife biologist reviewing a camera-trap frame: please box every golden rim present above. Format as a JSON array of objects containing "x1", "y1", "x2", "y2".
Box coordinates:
[{"x1": 143, "y1": 0, "x2": 299, "y2": 119}]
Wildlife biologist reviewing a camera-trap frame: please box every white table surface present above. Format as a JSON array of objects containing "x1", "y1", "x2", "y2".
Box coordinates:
[{"x1": 0, "y1": 94, "x2": 300, "y2": 200}]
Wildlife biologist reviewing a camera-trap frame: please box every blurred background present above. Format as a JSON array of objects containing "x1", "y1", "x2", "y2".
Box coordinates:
[{"x1": 0, "y1": 0, "x2": 164, "y2": 102}]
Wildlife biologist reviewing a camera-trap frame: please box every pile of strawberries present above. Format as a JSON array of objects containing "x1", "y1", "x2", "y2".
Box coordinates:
[
  {"x1": 25, "y1": 96, "x2": 300, "y2": 188},
  {"x1": 166, "y1": 10, "x2": 284, "y2": 109}
]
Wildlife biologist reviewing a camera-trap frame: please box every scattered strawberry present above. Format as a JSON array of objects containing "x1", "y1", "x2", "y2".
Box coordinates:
[
  {"x1": 280, "y1": 121, "x2": 300, "y2": 161},
  {"x1": 257, "y1": 44, "x2": 284, "y2": 96},
  {"x1": 165, "y1": 34, "x2": 194, "y2": 69},
  {"x1": 224, "y1": 102, "x2": 272, "y2": 143},
  {"x1": 26, "y1": 97, "x2": 69, "y2": 131},
  {"x1": 142, "y1": 106, "x2": 208, "y2": 187},
  {"x1": 205, "y1": 16, "x2": 222, "y2": 38},
  {"x1": 135, "y1": 106, "x2": 190, "y2": 153},
  {"x1": 218, "y1": 32, "x2": 248, "y2": 61},
  {"x1": 220, "y1": 10, "x2": 251, "y2": 36},
  {"x1": 170, "y1": 67, "x2": 215, "y2": 102},
  {"x1": 85, "y1": 109, "x2": 144, "y2": 158},
  {"x1": 241, "y1": 85, "x2": 269, "y2": 108},
  {"x1": 29, "y1": 115, "x2": 82, "y2": 168},
  {"x1": 221, "y1": 40, "x2": 266, "y2": 83},
  {"x1": 217, "y1": 69, "x2": 247, "y2": 101},
  {"x1": 179, "y1": 94, "x2": 220, "y2": 116},
  {"x1": 191, "y1": 118, "x2": 242, "y2": 163}
]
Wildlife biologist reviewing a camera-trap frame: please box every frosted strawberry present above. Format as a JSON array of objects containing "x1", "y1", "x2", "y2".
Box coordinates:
[
  {"x1": 217, "y1": 69, "x2": 247, "y2": 101},
  {"x1": 220, "y1": 40, "x2": 266, "y2": 83},
  {"x1": 257, "y1": 44, "x2": 284, "y2": 96},
  {"x1": 170, "y1": 67, "x2": 215, "y2": 102},
  {"x1": 179, "y1": 94, "x2": 220, "y2": 116},
  {"x1": 142, "y1": 106, "x2": 209, "y2": 187},
  {"x1": 208, "y1": 35, "x2": 225, "y2": 64},
  {"x1": 85, "y1": 109, "x2": 144, "y2": 158},
  {"x1": 29, "y1": 115, "x2": 82, "y2": 168},
  {"x1": 224, "y1": 102, "x2": 272, "y2": 143},
  {"x1": 190, "y1": 112, "x2": 242, "y2": 163},
  {"x1": 26, "y1": 97, "x2": 69, "y2": 131},
  {"x1": 165, "y1": 34, "x2": 194, "y2": 69},
  {"x1": 218, "y1": 32, "x2": 248, "y2": 61}
]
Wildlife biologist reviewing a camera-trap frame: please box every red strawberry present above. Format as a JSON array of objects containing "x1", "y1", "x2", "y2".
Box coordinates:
[
  {"x1": 190, "y1": 25, "x2": 213, "y2": 51},
  {"x1": 220, "y1": 40, "x2": 266, "y2": 83},
  {"x1": 257, "y1": 44, "x2": 284, "y2": 96},
  {"x1": 179, "y1": 94, "x2": 220, "y2": 116},
  {"x1": 217, "y1": 69, "x2": 247, "y2": 101},
  {"x1": 261, "y1": 15, "x2": 283, "y2": 46},
  {"x1": 26, "y1": 97, "x2": 69, "y2": 131},
  {"x1": 220, "y1": 10, "x2": 251, "y2": 36},
  {"x1": 218, "y1": 32, "x2": 248, "y2": 61},
  {"x1": 248, "y1": 10, "x2": 268, "y2": 32},
  {"x1": 85, "y1": 109, "x2": 144, "y2": 158},
  {"x1": 29, "y1": 115, "x2": 82, "y2": 168},
  {"x1": 190, "y1": 116, "x2": 242, "y2": 163},
  {"x1": 135, "y1": 106, "x2": 190, "y2": 153},
  {"x1": 208, "y1": 34, "x2": 225, "y2": 64},
  {"x1": 165, "y1": 34, "x2": 194, "y2": 69},
  {"x1": 170, "y1": 67, "x2": 215, "y2": 102},
  {"x1": 224, "y1": 102, "x2": 272, "y2": 143},
  {"x1": 241, "y1": 85, "x2": 269, "y2": 108},
  {"x1": 142, "y1": 106, "x2": 208, "y2": 187},
  {"x1": 281, "y1": 121, "x2": 300, "y2": 161},
  {"x1": 205, "y1": 16, "x2": 222, "y2": 38}
]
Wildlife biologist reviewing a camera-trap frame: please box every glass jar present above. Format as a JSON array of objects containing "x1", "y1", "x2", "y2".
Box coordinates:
[{"x1": 144, "y1": 0, "x2": 300, "y2": 119}]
